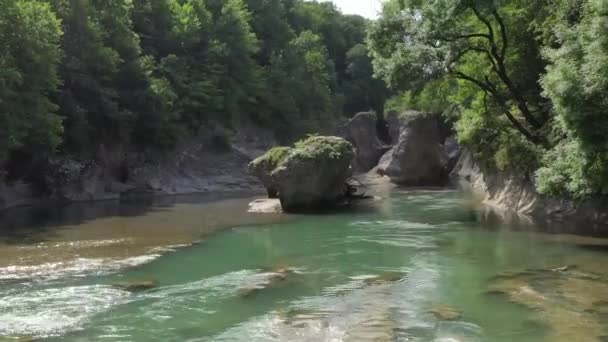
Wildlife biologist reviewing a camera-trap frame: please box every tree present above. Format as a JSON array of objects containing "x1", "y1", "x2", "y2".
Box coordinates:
[
  {"x1": 368, "y1": 0, "x2": 549, "y2": 144},
  {"x1": 268, "y1": 30, "x2": 337, "y2": 139},
  {"x1": 0, "y1": 0, "x2": 63, "y2": 163},
  {"x1": 51, "y1": 0, "x2": 130, "y2": 150},
  {"x1": 245, "y1": 0, "x2": 294, "y2": 66},
  {"x1": 342, "y1": 43, "x2": 388, "y2": 115},
  {"x1": 536, "y1": 0, "x2": 608, "y2": 197},
  {"x1": 1, "y1": 0, "x2": 376, "y2": 177}
]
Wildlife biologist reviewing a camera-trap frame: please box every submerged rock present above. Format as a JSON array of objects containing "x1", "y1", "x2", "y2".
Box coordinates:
[
  {"x1": 343, "y1": 112, "x2": 391, "y2": 172},
  {"x1": 374, "y1": 113, "x2": 448, "y2": 186},
  {"x1": 430, "y1": 305, "x2": 463, "y2": 321},
  {"x1": 343, "y1": 314, "x2": 399, "y2": 342},
  {"x1": 113, "y1": 279, "x2": 158, "y2": 292},
  {"x1": 250, "y1": 136, "x2": 355, "y2": 212},
  {"x1": 486, "y1": 267, "x2": 608, "y2": 341},
  {"x1": 238, "y1": 267, "x2": 295, "y2": 298},
  {"x1": 363, "y1": 271, "x2": 406, "y2": 286}
]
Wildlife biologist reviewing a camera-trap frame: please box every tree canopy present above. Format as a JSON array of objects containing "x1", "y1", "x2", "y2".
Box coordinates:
[
  {"x1": 0, "y1": 0, "x2": 388, "y2": 178},
  {"x1": 369, "y1": 0, "x2": 608, "y2": 198}
]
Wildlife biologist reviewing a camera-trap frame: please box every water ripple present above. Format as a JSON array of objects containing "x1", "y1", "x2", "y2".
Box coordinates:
[{"x1": 0, "y1": 285, "x2": 129, "y2": 338}]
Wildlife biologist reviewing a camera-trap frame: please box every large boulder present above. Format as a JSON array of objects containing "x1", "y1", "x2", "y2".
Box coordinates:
[
  {"x1": 385, "y1": 110, "x2": 402, "y2": 145},
  {"x1": 444, "y1": 136, "x2": 461, "y2": 174},
  {"x1": 343, "y1": 112, "x2": 391, "y2": 172},
  {"x1": 249, "y1": 136, "x2": 355, "y2": 212},
  {"x1": 248, "y1": 147, "x2": 292, "y2": 198},
  {"x1": 375, "y1": 113, "x2": 448, "y2": 185}
]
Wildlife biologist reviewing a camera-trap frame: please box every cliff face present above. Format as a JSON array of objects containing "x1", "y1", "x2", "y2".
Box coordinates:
[
  {"x1": 452, "y1": 150, "x2": 608, "y2": 225},
  {"x1": 0, "y1": 125, "x2": 275, "y2": 211}
]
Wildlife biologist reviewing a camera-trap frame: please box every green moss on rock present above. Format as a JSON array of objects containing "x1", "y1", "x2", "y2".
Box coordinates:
[
  {"x1": 290, "y1": 135, "x2": 354, "y2": 162},
  {"x1": 250, "y1": 146, "x2": 292, "y2": 171}
]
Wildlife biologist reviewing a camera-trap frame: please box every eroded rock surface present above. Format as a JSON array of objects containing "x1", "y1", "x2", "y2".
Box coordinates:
[
  {"x1": 248, "y1": 147, "x2": 292, "y2": 198},
  {"x1": 452, "y1": 150, "x2": 608, "y2": 225},
  {"x1": 376, "y1": 113, "x2": 448, "y2": 186},
  {"x1": 343, "y1": 112, "x2": 391, "y2": 172},
  {"x1": 248, "y1": 198, "x2": 282, "y2": 213}
]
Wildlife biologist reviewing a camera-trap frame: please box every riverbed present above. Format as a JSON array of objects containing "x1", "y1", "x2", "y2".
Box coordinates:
[{"x1": 1, "y1": 187, "x2": 607, "y2": 341}]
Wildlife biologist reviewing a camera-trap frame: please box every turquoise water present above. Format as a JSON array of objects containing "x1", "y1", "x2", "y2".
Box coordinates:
[{"x1": 1, "y1": 189, "x2": 608, "y2": 341}]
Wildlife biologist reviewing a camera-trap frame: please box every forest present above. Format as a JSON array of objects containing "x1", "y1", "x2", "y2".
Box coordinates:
[
  {"x1": 369, "y1": 0, "x2": 608, "y2": 199},
  {"x1": 0, "y1": 0, "x2": 387, "y2": 180},
  {"x1": 2, "y1": 0, "x2": 608, "y2": 201}
]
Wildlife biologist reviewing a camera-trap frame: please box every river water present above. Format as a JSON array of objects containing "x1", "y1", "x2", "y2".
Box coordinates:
[{"x1": 1, "y1": 186, "x2": 608, "y2": 341}]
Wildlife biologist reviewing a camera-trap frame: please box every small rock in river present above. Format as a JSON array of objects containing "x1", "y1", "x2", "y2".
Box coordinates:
[
  {"x1": 248, "y1": 198, "x2": 282, "y2": 214},
  {"x1": 238, "y1": 267, "x2": 295, "y2": 298},
  {"x1": 430, "y1": 305, "x2": 463, "y2": 321},
  {"x1": 363, "y1": 271, "x2": 406, "y2": 286},
  {"x1": 113, "y1": 279, "x2": 159, "y2": 292}
]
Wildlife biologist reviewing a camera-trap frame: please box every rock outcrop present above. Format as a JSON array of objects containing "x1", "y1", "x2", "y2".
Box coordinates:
[
  {"x1": 452, "y1": 150, "x2": 608, "y2": 225},
  {"x1": 0, "y1": 123, "x2": 276, "y2": 212},
  {"x1": 385, "y1": 110, "x2": 401, "y2": 145},
  {"x1": 248, "y1": 147, "x2": 292, "y2": 198},
  {"x1": 375, "y1": 113, "x2": 448, "y2": 186},
  {"x1": 250, "y1": 136, "x2": 355, "y2": 212},
  {"x1": 248, "y1": 198, "x2": 282, "y2": 214},
  {"x1": 342, "y1": 112, "x2": 390, "y2": 172},
  {"x1": 444, "y1": 136, "x2": 461, "y2": 173}
]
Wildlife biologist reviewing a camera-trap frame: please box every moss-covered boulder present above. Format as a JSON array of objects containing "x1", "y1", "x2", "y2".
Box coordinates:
[
  {"x1": 250, "y1": 136, "x2": 355, "y2": 212},
  {"x1": 248, "y1": 146, "x2": 292, "y2": 198}
]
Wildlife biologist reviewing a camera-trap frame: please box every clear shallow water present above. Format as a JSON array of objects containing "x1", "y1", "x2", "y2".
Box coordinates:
[{"x1": 1, "y1": 189, "x2": 608, "y2": 341}]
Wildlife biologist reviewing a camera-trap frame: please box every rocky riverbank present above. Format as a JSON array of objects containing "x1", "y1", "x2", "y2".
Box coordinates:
[
  {"x1": 0, "y1": 125, "x2": 274, "y2": 212},
  {"x1": 348, "y1": 110, "x2": 608, "y2": 227},
  {"x1": 451, "y1": 150, "x2": 608, "y2": 226}
]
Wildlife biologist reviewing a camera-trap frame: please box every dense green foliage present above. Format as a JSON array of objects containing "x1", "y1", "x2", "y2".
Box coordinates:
[
  {"x1": 292, "y1": 135, "x2": 354, "y2": 161},
  {"x1": 250, "y1": 146, "x2": 292, "y2": 171},
  {"x1": 369, "y1": 0, "x2": 608, "y2": 198},
  {"x1": 0, "y1": 0, "x2": 388, "y2": 176},
  {"x1": 0, "y1": 0, "x2": 63, "y2": 161}
]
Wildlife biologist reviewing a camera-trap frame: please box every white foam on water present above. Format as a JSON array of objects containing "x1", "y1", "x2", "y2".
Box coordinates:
[
  {"x1": 16, "y1": 239, "x2": 133, "y2": 251},
  {"x1": 127, "y1": 269, "x2": 263, "y2": 322},
  {"x1": 0, "y1": 254, "x2": 161, "y2": 281},
  {"x1": 0, "y1": 285, "x2": 130, "y2": 338}
]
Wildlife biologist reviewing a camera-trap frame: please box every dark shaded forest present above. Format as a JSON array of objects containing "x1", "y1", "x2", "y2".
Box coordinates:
[
  {"x1": 0, "y1": 0, "x2": 387, "y2": 180},
  {"x1": 4, "y1": 0, "x2": 608, "y2": 201}
]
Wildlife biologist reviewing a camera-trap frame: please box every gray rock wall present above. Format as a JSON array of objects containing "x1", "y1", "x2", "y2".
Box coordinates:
[
  {"x1": 452, "y1": 150, "x2": 608, "y2": 225},
  {"x1": 0, "y1": 124, "x2": 275, "y2": 211}
]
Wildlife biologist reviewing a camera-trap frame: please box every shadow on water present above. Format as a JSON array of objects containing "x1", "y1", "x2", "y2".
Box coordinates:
[
  {"x1": 472, "y1": 205, "x2": 608, "y2": 239},
  {"x1": 0, "y1": 191, "x2": 261, "y2": 245}
]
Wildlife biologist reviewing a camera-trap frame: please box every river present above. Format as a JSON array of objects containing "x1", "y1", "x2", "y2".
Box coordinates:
[{"x1": 1, "y1": 185, "x2": 607, "y2": 341}]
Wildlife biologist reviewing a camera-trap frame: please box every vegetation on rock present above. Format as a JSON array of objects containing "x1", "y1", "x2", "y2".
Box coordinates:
[
  {"x1": 250, "y1": 136, "x2": 354, "y2": 178},
  {"x1": 250, "y1": 146, "x2": 292, "y2": 171},
  {"x1": 289, "y1": 135, "x2": 355, "y2": 164},
  {"x1": 250, "y1": 135, "x2": 355, "y2": 212}
]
